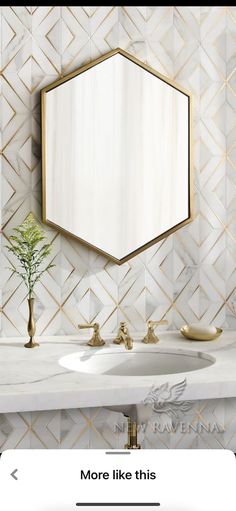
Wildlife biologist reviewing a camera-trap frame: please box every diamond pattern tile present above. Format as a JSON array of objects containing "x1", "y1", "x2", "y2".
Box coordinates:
[{"x1": 0, "y1": 6, "x2": 236, "y2": 448}]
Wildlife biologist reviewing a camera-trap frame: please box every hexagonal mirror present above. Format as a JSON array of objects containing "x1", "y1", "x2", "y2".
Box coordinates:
[{"x1": 41, "y1": 48, "x2": 192, "y2": 264}]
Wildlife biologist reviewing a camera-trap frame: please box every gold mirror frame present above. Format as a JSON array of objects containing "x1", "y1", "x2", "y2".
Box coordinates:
[{"x1": 41, "y1": 48, "x2": 193, "y2": 265}]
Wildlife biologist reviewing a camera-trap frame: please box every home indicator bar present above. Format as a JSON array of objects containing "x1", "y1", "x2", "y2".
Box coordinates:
[{"x1": 76, "y1": 504, "x2": 160, "y2": 507}]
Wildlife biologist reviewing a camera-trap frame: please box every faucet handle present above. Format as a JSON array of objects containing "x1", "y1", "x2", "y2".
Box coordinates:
[
  {"x1": 142, "y1": 319, "x2": 168, "y2": 344},
  {"x1": 78, "y1": 322, "x2": 105, "y2": 347}
]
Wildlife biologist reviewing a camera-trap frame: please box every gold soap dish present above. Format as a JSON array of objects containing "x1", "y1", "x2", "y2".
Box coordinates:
[{"x1": 180, "y1": 325, "x2": 223, "y2": 341}]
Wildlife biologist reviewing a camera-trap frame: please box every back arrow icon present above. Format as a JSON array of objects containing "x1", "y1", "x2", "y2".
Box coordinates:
[{"x1": 10, "y1": 469, "x2": 18, "y2": 480}]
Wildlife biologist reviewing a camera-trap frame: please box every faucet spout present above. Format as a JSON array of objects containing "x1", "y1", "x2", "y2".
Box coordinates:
[
  {"x1": 123, "y1": 333, "x2": 133, "y2": 350},
  {"x1": 113, "y1": 322, "x2": 133, "y2": 350}
]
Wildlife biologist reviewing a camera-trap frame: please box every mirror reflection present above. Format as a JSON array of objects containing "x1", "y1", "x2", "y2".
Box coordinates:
[{"x1": 42, "y1": 49, "x2": 192, "y2": 264}]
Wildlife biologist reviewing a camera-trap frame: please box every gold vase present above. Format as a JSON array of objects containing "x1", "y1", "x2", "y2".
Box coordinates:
[{"x1": 24, "y1": 297, "x2": 39, "y2": 348}]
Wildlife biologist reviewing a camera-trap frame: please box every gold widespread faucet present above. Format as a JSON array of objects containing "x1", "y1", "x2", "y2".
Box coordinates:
[
  {"x1": 113, "y1": 322, "x2": 133, "y2": 350},
  {"x1": 78, "y1": 319, "x2": 167, "y2": 348},
  {"x1": 78, "y1": 322, "x2": 105, "y2": 347},
  {"x1": 142, "y1": 320, "x2": 168, "y2": 344}
]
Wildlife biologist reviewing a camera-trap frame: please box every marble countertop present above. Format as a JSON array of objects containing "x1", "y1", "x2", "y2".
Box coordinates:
[{"x1": 0, "y1": 331, "x2": 236, "y2": 413}]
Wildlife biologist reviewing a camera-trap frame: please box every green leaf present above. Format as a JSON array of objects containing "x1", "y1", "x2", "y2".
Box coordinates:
[{"x1": 5, "y1": 214, "x2": 54, "y2": 296}]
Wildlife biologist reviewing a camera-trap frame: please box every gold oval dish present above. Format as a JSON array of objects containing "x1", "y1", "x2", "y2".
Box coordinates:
[{"x1": 180, "y1": 326, "x2": 223, "y2": 341}]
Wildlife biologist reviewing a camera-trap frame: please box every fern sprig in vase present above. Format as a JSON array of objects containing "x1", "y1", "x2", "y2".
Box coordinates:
[{"x1": 6, "y1": 214, "x2": 54, "y2": 348}]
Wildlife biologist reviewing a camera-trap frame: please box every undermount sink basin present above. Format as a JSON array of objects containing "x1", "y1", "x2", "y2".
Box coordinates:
[{"x1": 59, "y1": 347, "x2": 215, "y2": 377}]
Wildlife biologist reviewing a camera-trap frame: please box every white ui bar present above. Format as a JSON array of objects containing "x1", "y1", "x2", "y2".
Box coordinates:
[{"x1": 0, "y1": 449, "x2": 235, "y2": 510}]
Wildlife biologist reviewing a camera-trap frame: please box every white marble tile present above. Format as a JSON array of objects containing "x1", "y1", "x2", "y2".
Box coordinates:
[
  {"x1": 0, "y1": 6, "x2": 235, "y2": 338},
  {"x1": 0, "y1": 6, "x2": 236, "y2": 449}
]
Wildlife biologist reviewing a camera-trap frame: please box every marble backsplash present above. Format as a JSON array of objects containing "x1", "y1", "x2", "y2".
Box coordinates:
[{"x1": 0, "y1": 6, "x2": 236, "y2": 338}]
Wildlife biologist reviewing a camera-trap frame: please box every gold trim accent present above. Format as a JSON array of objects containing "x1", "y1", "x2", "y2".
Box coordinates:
[{"x1": 41, "y1": 48, "x2": 193, "y2": 265}]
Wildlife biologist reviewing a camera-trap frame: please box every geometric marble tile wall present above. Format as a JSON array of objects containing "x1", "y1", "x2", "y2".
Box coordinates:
[
  {"x1": 1, "y1": 6, "x2": 236, "y2": 337},
  {"x1": 1, "y1": 398, "x2": 236, "y2": 450}
]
